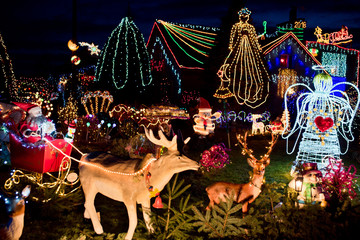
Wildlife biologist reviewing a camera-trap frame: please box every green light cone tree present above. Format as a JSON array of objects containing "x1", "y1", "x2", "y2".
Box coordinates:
[{"x1": 94, "y1": 17, "x2": 153, "y2": 104}]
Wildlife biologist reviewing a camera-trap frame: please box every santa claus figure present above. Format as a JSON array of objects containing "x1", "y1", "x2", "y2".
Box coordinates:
[
  {"x1": 193, "y1": 97, "x2": 221, "y2": 136},
  {"x1": 12, "y1": 102, "x2": 55, "y2": 143}
]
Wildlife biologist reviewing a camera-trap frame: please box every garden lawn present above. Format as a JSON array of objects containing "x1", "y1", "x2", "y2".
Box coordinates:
[{"x1": 1, "y1": 129, "x2": 360, "y2": 239}]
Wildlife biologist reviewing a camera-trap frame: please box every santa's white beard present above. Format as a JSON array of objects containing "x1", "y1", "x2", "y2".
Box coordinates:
[
  {"x1": 27, "y1": 115, "x2": 55, "y2": 135},
  {"x1": 27, "y1": 115, "x2": 47, "y2": 127}
]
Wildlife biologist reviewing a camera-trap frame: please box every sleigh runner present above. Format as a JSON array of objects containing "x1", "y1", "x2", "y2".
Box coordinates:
[{"x1": 4, "y1": 132, "x2": 80, "y2": 201}]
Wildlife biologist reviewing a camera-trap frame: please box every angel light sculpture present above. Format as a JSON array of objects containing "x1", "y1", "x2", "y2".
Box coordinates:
[
  {"x1": 214, "y1": 7, "x2": 269, "y2": 108},
  {"x1": 282, "y1": 73, "x2": 359, "y2": 175}
]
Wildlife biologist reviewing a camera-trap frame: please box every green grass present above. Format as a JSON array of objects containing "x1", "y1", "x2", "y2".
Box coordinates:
[{"x1": 1, "y1": 129, "x2": 360, "y2": 239}]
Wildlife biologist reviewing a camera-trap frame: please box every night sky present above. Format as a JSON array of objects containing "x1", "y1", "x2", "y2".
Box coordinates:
[{"x1": 1, "y1": 0, "x2": 360, "y2": 77}]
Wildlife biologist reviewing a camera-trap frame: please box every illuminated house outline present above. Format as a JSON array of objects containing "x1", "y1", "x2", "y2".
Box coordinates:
[
  {"x1": 146, "y1": 20, "x2": 219, "y2": 102},
  {"x1": 306, "y1": 41, "x2": 360, "y2": 86},
  {"x1": 262, "y1": 32, "x2": 324, "y2": 97}
]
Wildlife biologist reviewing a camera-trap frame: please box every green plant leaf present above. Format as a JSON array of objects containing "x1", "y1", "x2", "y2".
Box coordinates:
[
  {"x1": 212, "y1": 204, "x2": 227, "y2": 216},
  {"x1": 228, "y1": 203, "x2": 243, "y2": 215},
  {"x1": 172, "y1": 184, "x2": 191, "y2": 199}
]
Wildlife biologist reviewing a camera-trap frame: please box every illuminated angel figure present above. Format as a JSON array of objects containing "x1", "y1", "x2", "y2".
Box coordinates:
[
  {"x1": 282, "y1": 73, "x2": 360, "y2": 174},
  {"x1": 214, "y1": 7, "x2": 269, "y2": 108}
]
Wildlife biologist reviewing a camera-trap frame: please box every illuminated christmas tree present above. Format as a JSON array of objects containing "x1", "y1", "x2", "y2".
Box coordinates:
[
  {"x1": 214, "y1": 7, "x2": 269, "y2": 108},
  {"x1": 0, "y1": 33, "x2": 19, "y2": 101},
  {"x1": 58, "y1": 96, "x2": 79, "y2": 125},
  {"x1": 282, "y1": 73, "x2": 360, "y2": 174},
  {"x1": 94, "y1": 16, "x2": 152, "y2": 103}
]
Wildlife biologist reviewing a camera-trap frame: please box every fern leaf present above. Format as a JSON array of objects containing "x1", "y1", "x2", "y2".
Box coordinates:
[
  {"x1": 173, "y1": 178, "x2": 185, "y2": 194},
  {"x1": 172, "y1": 184, "x2": 191, "y2": 199},
  {"x1": 212, "y1": 204, "x2": 227, "y2": 216},
  {"x1": 192, "y1": 206, "x2": 206, "y2": 221},
  {"x1": 227, "y1": 217, "x2": 244, "y2": 225},
  {"x1": 226, "y1": 224, "x2": 239, "y2": 233},
  {"x1": 205, "y1": 208, "x2": 211, "y2": 221},
  {"x1": 228, "y1": 203, "x2": 243, "y2": 215}
]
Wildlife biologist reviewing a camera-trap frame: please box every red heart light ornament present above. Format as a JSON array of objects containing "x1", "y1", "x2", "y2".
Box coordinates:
[{"x1": 314, "y1": 116, "x2": 334, "y2": 132}]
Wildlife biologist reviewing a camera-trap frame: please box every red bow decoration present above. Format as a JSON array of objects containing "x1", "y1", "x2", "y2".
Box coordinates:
[{"x1": 314, "y1": 116, "x2": 334, "y2": 132}]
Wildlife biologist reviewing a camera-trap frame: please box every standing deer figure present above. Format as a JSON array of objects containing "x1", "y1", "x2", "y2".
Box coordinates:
[
  {"x1": 206, "y1": 132, "x2": 278, "y2": 213},
  {"x1": 79, "y1": 128, "x2": 199, "y2": 240},
  {"x1": 0, "y1": 185, "x2": 31, "y2": 240},
  {"x1": 251, "y1": 114, "x2": 265, "y2": 135}
]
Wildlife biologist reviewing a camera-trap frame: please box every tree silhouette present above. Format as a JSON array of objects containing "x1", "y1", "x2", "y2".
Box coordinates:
[{"x1": 94, "y1": 16, "x2": 153, "y2": 105}]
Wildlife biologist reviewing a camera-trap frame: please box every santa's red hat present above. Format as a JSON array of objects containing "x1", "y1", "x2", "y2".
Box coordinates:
[
  {"x1": 198, "y1": 97, "x2": 211, "y2": 109},
  {"x1": 12, "y1": 102, "x2": 39, "y2": 112}
]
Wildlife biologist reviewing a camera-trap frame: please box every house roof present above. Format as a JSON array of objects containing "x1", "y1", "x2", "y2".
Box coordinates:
[
  {"x1": 146, "y1": 20, "x2": 219, "y2": 70},
  {"x1": 306, "y1": 41, "x2": 360, "y2": 85},
  {"x1": 261, "y1": 32, "x2": 322, "y2": 67}
]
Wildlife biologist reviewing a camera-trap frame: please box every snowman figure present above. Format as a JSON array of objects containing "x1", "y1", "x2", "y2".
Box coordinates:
[
  {"x1": 64, "y1": 120, "x2": 76, "y2": 143},
  {"x1": 289, "y1": 162, "x2": 326, "y2": 208},
  {"x1": 193, "y1": 97, "x2": 221, "y2": 136}
]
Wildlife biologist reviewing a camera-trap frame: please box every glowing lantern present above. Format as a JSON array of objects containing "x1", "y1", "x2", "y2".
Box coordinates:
[
  {"x1": 280, "y1": 54, "x2": 289, "y2": 68},
  {"x1": 309, "y1": 48, "x2": 319, "y2": 57},
  {"x1": 288, "y1": 162, "x2": 325, "y2": 207},
  {"x1": 67, "y1": 39, "x2": 79, "y2": 51},
  {"x1": 193, "y1": 97, "x2": 221, "y2": 136},
  {"x1": 71, "y1": 55, "x2": 81, "y2": 65}
]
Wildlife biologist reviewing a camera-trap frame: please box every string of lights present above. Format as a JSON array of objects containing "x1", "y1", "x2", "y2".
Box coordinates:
[
  {"x1": 160, "y1": 21, "x2": 205, "y2": 64},
  {"x1": 44, "y1": 138, "x2": 157, "y2": 176},
  {"x1": 160, "y1": 20, "x2": 216, "y2": 51},
  {"x1": 0, "y1": 33, "x2": 19, "y2": 101},
  {"x1": 150, "y1": 36, "x2": 182, "y2": 93},
  {"x1": 95, "y1": 17, "x2": 152, "y2": 91},
  {"x1": 215, "y1": 8, "x2": 269, "y2": 108},
  {"x1": 282, "y1": 73, "x2": 360, "y2": 173}
]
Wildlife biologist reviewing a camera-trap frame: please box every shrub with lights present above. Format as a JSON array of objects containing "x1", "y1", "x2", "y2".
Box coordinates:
[
  {"x1": 58, "y1": 96, "x2": 79, "y2": 128},
  {"x1": 321, "y1": 156, "x2": 358, "y2": 202},
  {"x1": 200, "y1": 143, "x2": 231, "y2": 172},
  {"x1": 74, "y1": 114, "x2": 118, "y2": 144}
]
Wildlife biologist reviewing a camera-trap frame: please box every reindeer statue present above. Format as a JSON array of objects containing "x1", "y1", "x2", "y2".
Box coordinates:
[
  {"x1": 0, "y1": 185, "x2": 31, "y2": 240},
  {"x1": 251, "y1": 114, "x2": 265, "y2": 135},
  {"x1": 79, "y1": 128, "x2": 199, "y2": 240},
  {"x1": 206, "y1": 132, "x2": 278, "y2": 213}
]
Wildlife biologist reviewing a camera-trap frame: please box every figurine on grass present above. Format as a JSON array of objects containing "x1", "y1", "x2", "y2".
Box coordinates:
[
  {"x1": 193, "y1": 97, "x2": 221, "y2": 136},
  {"x1": 288, "y1": 162, "x2": 326, "y2": 208}
]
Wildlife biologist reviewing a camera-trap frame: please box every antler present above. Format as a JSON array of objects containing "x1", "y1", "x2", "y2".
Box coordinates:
[
  {"x1": 144, "y1": 128, "x2": 178, "y2": 152},
  {"x1": 262, "y1": 132, "x2": 279, "y2": 166},
  {"x1": 236, "y1": 131, "x2": 279, "y2": 166},
  {"x1": 237, "y1": 131, "x2": 258, "y2": 162}
]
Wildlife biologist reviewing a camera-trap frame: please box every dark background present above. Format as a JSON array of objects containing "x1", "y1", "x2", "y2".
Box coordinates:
[{"x1": 1, "y1": 0, "x2": 359, "y2": 77}]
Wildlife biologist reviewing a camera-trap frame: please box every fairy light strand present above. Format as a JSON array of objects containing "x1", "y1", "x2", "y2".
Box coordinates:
[
  {"x1": 44, "y1": 138, "x2": 157, "y2": 176},
  {"x1": 282, "y1": 73, "x2": 360, "y2": 173},
  {"x1": 215, "y1": 7, "x2": 270, "y2": 108},
  {"x1": 95, "y1": 17, "x2": 152, "y2": 90}
]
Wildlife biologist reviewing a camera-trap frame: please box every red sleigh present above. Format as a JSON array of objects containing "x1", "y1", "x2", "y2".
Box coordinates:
[
  {"x1": 9, "y1": 133, "x2": 72, "y2": 173},
  {"x1": 5, "y1": 132, "x2": 80, "y2": 201}
]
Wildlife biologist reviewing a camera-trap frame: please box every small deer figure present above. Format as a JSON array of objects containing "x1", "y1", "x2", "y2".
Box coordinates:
[
  {"x1": 79, "y1": 128, "x2": 199, "y2": 240},
  {"x1": 206, "y1": 132, "x2": 278, "y2": 213},
  {"x1": 251, "y1": 114, "x2": 265, "y2": 135},
  {"x1": 0, "y1": 185, "x2": 31, "y2": 240}
]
